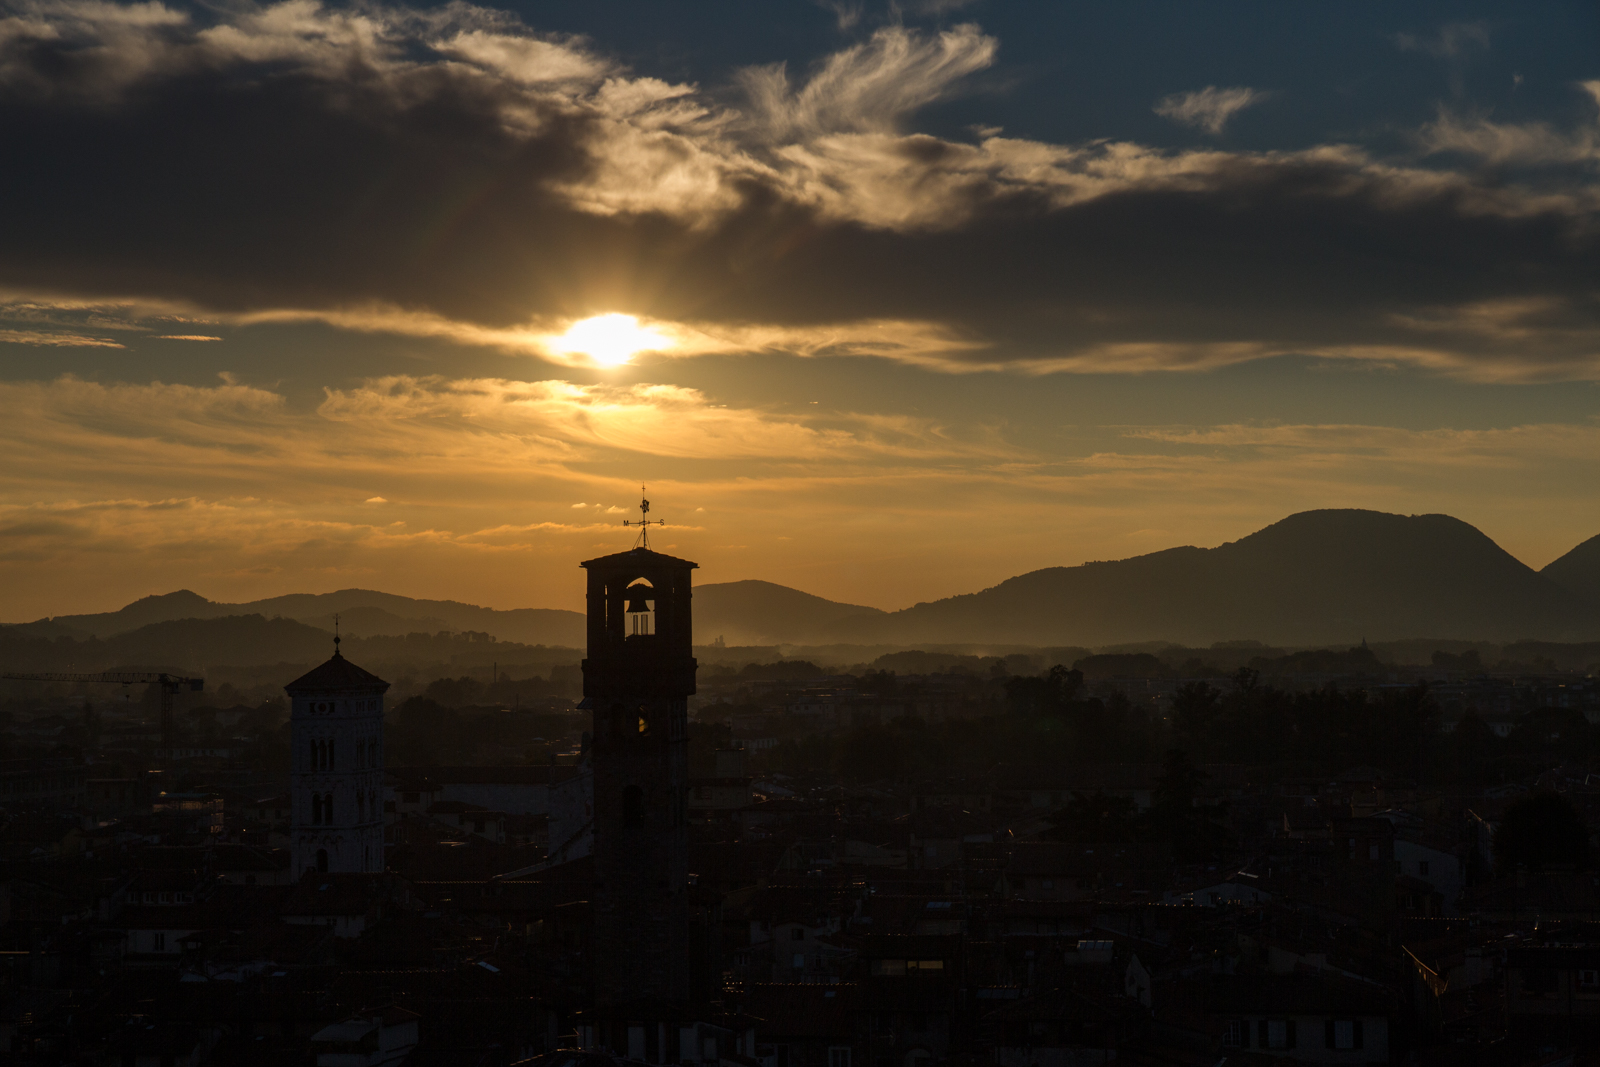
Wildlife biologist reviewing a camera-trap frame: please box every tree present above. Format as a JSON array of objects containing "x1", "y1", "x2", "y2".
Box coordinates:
[
  {"x1": 1046, "y1": 791, "x2": 1136, "y2": 842},
  {"x1": 1495, "y1": 791, "x2": 1591, "y2": 873},
  {"x1": 1170, "y1": 681, "x2": 1222, "y2": 746},
  {"x1": 1004, "y1": 665, "x2": 1083, "y2": 718}
]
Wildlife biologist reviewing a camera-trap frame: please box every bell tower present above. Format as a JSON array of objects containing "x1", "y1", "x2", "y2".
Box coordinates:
[
  {"x1": 285, "y1": 631, "x2": 389, "y2": 878},
  {"x1": 582, "y1": 492, "x2": 697, "y2": 1007}
]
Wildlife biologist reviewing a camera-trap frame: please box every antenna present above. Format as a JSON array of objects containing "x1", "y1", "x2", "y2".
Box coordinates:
[{"x1": 622, "y1": 485, "x2": 665, "y2": 549}]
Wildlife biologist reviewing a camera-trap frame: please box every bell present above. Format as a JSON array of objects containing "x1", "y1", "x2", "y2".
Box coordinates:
[{"x1": 625, "y1": 592, "x2": 652, "y2": 614}]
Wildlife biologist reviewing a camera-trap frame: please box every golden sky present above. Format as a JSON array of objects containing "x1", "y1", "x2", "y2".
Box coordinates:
[{"x1": 0, "y1": 1, "x2": 1597, "y2": 619}]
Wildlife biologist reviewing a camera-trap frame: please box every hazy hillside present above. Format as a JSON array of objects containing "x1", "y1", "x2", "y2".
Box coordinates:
[
  {"x1": 0, "y1": 613, "x2": 581, "y2": 682},
  {"x1": 17, "y1": 579, "x2": 885, "y2": 649},
  {"x1": 833, "y1": 510, "x2": 1594, "y2": 646},
  {"x1": 32, "y1": 589, "x2": 587, "y2": 646},
  {"x1": 694, "y1": 580, "x2": 883, "y2": 645},
  {"x1": 12, "y1": 510, "x2": 1598, "y2": 651},
  {"x1": 1542, "y1": 533, "x2": 1600, "y2": 605}
]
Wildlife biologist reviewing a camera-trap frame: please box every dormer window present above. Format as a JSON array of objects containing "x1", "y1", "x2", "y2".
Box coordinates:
[{"x1": 624, "y1": 582, "x2": 655, "y2": 637}]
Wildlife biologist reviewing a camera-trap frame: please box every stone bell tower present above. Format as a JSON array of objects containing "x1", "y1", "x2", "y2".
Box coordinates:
[
  {"x1": 583, "y1": 492, "x2": 697, "y2": 1007},
  {"x1": 285, "y1": 633, "x2": 389, "y2": 878}
]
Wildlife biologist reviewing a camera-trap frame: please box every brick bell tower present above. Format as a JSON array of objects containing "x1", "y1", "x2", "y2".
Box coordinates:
[{"x1": 582, "y1": 490, "x2": 696, "y2": 1007}]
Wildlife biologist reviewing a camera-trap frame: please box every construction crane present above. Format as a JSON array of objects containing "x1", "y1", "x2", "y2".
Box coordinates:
[{"x1": 0, "y1": 672, "x2": 203, "y2": 748}]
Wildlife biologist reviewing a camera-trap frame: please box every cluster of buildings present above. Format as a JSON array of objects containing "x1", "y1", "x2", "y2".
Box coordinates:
[{"x1": 1, "y1": 546, "x2": 1599, "y2": 1065}]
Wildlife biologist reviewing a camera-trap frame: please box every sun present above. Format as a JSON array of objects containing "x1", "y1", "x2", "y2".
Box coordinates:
[{"x1": 552, "y1": 313, "x2": 670, "y2": 367}]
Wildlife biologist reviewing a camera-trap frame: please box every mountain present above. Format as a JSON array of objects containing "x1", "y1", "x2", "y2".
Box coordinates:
[
  {"x1": 831, "y1": 510, "x2": 1594, "y2": 646},
  {"x1": 1542, "y1": 533, "x2": 1600, "y2": 605},
  {"x1": 12, "y1": 510, "x2": 1594, "y2": 651},
  {"x1": 30, "y1": 589, "x2": 587, "y2": 646},
  {"x1": 694, "y1": 580, "x2": 883, "y2": 645},
  {"x1": 17, "y1": 580, "x2": 883, "y2": 649}
]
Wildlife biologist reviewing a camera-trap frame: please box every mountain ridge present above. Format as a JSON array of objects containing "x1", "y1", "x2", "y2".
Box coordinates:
[{"x1": 10, "y1": 509, "x2": 1599, "y2": 648}]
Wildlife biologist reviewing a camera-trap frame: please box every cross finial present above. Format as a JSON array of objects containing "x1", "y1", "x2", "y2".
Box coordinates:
[
  {"x1": 333, "y1": 613, "x2": 342, "y2": 655},
  {"x1": 622, "y1": 484, "x2": 665, "y2": 549}
]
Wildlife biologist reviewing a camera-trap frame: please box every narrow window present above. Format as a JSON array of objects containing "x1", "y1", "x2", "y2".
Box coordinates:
[{"x1": 316, "y1": 849, "x2": 329, "y2": 873}]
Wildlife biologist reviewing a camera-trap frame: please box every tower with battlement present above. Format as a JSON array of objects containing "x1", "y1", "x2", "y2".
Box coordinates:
[{"x1": 582, "y1": 540, "x2": 698, "y2": 1006}]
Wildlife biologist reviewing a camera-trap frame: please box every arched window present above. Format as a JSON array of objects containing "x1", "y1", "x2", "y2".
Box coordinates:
[
  {"x1": 326, "y1": 740, "x2": 335, "y2": 770},
  {"x1": 316, "y1": 849, "x2": 329, "y2": 873},
  {"x1": 311, "y1": 793, "x2": 323, "y2": 824},
  {"x1": 357, "y1": 792, "x2": 365, "y2": 822},
  {"x1": 624, "y1": 581, "x2": 655, "y2": 637},
  {"x1": 623, "y1": 784, "x2": 644, "y2": 828}
]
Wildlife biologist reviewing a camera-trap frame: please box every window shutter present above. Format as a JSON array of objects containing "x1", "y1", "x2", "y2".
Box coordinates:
[
  {"x1": 1326, "y1": 1020, "x2": 1336, "y2": 1048},
  {"x1": 1353, "y1": 1020, "x2": 1363, "y2": 1049},
  {"x1": 1286, "y1": 1020, "x2": 1296, "y2": 1048}
]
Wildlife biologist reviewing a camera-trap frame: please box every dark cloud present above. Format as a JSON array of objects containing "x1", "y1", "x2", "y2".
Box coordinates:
[{"x1": 0, "y1": 0, "x2": 1595, "y2": 378}]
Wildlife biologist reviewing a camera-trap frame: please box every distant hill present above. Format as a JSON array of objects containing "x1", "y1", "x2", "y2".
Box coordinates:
[
  {"x1": 14, "y1": 579, "x2": 884, "y2": 650},
  {"x1": 28, "y1": 589, "x2": 587, "y2": 646},
  {"x1": 10, "y1": 510, "x2": 1597, "y2": 651},
  {"x1": 830, "y1": 510, "x2": 1595, "y2": 646},
  {"x1": 694, "y1": 580, "x2": 883, "y2": 645},
  {"x1": 1542, "y1": 533, "x2": 1600, "y2": 605}
]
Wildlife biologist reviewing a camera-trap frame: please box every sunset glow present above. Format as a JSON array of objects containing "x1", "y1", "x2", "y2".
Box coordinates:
[{"x1": 550, "y1": 314, "x2": 670, "y2": 367}]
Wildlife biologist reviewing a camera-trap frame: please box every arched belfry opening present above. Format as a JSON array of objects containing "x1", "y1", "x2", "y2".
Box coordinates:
[{"x1": 625, "y1": 580, "x2": 655, "y2": 637}]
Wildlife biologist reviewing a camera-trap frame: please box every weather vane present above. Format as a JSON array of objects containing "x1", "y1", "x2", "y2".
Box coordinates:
[{"x1": 623, "y1": 485, "x2": 664, "y2": 549}]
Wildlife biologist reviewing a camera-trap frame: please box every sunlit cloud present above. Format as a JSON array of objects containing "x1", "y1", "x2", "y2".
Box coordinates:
[
  {"x1": 1, "y1": 372, "x2": 1598, "y2": 619},
  {"x1": 0, "y1": 3, "x2": 1592, "y2": 381},
  {"x1": 1154, "y1": 86, "x2": 1271, "y2": 134},
  {"x1": 546, "y1": 313, "x2": 672, "y2": 367}
]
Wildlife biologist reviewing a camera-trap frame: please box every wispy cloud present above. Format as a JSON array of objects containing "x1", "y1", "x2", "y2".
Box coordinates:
[
  {"x1": 0, "y1": 328, "x2": 124, "y2": 347},
  {"x1": 1393, "y1": 21, "x2": 1490, "y2": 60},
  {"x1": 1154, "y1": 86, "x2": 1270, "y2": 134}
]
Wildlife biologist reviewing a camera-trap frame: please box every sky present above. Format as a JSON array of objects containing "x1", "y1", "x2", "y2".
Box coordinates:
[{"x1": 1, "y1": 0, "x2": 1597, "y2": 620}]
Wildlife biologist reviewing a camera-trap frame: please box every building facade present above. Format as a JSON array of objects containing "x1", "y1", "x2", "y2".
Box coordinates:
[
  {"x1": 284, "y1": 645, "x2": 389, "y2": 878},
  {"x1": 581, "y1": 545, "x2": 698, "y2": 1006}
]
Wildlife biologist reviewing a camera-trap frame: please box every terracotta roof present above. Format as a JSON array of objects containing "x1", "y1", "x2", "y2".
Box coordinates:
[{"x1": 284, "y1": 652, "x2": 390, "y2": 693}]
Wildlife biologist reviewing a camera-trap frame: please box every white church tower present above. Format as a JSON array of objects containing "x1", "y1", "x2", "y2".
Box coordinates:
[{"x1": 284, "y1": 634, "x2": 388, "y2": 877}]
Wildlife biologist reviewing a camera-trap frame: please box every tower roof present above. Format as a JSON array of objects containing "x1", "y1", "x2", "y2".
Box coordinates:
[
  {"x1": 580, "y1": 546, "x2": 698, "y2": 570},
  {"x1": 284, "y1": 651, "x2": 390, "y2": 693}
]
